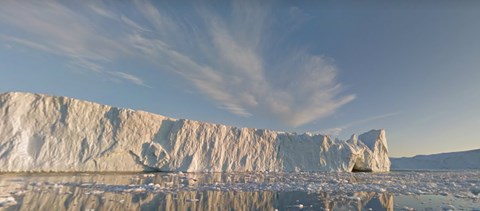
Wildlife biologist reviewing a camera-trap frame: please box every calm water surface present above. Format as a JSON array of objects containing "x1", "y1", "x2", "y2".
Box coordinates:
[{"x1": 0, "y1": 171, "x2": 479, "y2": 210}]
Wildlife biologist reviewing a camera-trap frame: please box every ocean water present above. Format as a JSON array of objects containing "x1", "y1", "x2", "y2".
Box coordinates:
[{"x1": 0, "y1": 171, "x2": 479, "y2": 210}]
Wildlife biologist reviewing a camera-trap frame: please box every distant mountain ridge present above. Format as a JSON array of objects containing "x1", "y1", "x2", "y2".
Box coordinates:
[{"x1": 391, "y1": 149, "x2": 480, "y2": 170}]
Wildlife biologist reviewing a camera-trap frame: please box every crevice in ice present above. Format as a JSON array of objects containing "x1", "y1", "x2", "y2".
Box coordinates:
[
  {"x1": 128, "y1": 150, "x2": 163, "y2": 172},
  {"x1": 351, "y1": 168, "x2": 372, "y2": 173},
  {"x1": 79, "y1": 138, "x2": 91, "y2": 163},
  {"x1": 58, "y1": 97, "x2": 69, "y2": 126},
  {"x1": 141, "y1": 143, "x2": 169, "y2": 168},
  {"x1": 152, "y1": 119, "x2": 176, "y2": 152},
  {"x1": 351, "y1": 155, "x2": 372, "y2": 172},
  {"x1": 105, "y1": 107, "x2": 121, "y2": 139},
  {"x1": 28, "y1": 134, "x2": 45, "y2": 160}
]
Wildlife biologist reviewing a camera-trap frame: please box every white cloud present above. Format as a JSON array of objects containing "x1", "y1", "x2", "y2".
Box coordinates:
[
  {"x1": 108, "y1": 71, "x2": 150, "y2": 87},
  {"x1": 88, "y1": 3, "x2": 117, "y2": 19},
  {"x1": 0, "y1": 0, "x2": 355, "y2": 127},
  {"x1": 319, "y1": 112, "x2": 400, "y2": 136},
  {"x1": 120, "y1": 15, "x2": 150, "y2": 32},
  {"x1": 0, "y1": 35, "x2": 58, "y2": 55},
  {"x1": 0, "y1": 0, "x2": 147, "y2": 87}
]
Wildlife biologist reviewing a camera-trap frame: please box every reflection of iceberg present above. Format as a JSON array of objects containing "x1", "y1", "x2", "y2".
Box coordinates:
[
  {"x1": 3, "y1": 171, "x2": 479, "y2": 210},
  {"x1": 356, "y1": 192, "x2": 394, "y2": 211},
  {"x1": 11, "y1": 187, "x2": 394, "y2": 211},
  {"x1": 0, "y1": 92, "x2": 390, "y2": 173},
  {"x1": 0, "y1": 173, "x2": 397, "y2": 210},
  {"x1": 15, "y1": 190, "x2": 278, "y2": 211},
  {"x1": 309, "y1": 192, "x2": 393, "y2": 211}
]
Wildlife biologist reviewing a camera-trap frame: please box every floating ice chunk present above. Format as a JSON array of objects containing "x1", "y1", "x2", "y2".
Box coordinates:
[
  {"x1": 53, "y1": 183, "x2": 63, "y2": 188},
  {"x1": 471, "y1": 186, "x2": 480, "y2": 195},
  {"x1": 377, "y1": 188, "x2": 387, "y2": 192},
  {"x1": 132, "y1": 187, "x2": 146, "y2": 193},
  {"x1": 293, "y1": 204, "x2": 304, "y2": 209},
  {"x1": 0, "y1": 196, "x2": 17, "y2": 207},
  {"x1": 442, "y1": 205, "x2": 456, "y2": 211},
  {"x1": 347, "y1": 196, "x2": 361, "y2": 201},
  {"x1": 12, "y1": 190, "x2": 27, "y2": 196},
  {"x1": 90, "y1": 190, "x2": 105, "y2": 195},
  {"x1": 30, "y1": 182, "x2": 42, "y2": 186}
]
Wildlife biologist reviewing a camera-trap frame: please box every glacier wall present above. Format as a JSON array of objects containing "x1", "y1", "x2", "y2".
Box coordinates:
[{"x1": 0, "y1": 92, "x2": 390, "y2": 172}]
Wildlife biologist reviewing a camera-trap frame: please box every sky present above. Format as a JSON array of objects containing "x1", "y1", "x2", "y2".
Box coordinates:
[{"x1": 0, "y1": 0, "x2": 479, "y2": 157}]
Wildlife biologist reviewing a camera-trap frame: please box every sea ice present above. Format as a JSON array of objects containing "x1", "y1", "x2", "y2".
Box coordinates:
[{"x1": 2, "y1": 170, "x2": 478, "y2": 210}]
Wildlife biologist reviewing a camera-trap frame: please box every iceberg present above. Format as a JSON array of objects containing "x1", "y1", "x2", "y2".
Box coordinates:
[{"x1": 0, "y1": 92, "x2": 390, "y2": 172}]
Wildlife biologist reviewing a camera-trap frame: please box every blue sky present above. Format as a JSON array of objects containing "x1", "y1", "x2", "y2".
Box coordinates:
[{"x1": 0, "y1": 1, "x2": 479, "y2": 157}]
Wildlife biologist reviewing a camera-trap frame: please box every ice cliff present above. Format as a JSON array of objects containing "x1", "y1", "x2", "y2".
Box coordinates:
[{"x1": 0, "y1": 92, "x2": 390, "y2": 172}]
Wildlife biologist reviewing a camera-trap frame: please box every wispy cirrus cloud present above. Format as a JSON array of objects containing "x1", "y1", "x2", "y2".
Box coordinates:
[
  {"x1": 0, "y1": 0, "x2": 148, "y2": 87},
  {"x1": 0, "y1": 0, "x2": 355, "y2": 127},
  {"x1": 320, "y1": 112, "x2": 400, "y2": 136}
]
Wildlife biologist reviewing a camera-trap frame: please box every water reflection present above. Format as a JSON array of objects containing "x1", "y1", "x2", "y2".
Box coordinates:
[
  {"x1": 1, "y1": 173, "x2": 395, "y2": 210},
  {"x1": 9, "y1": 190, "x2": 394, "y2": 211}
]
